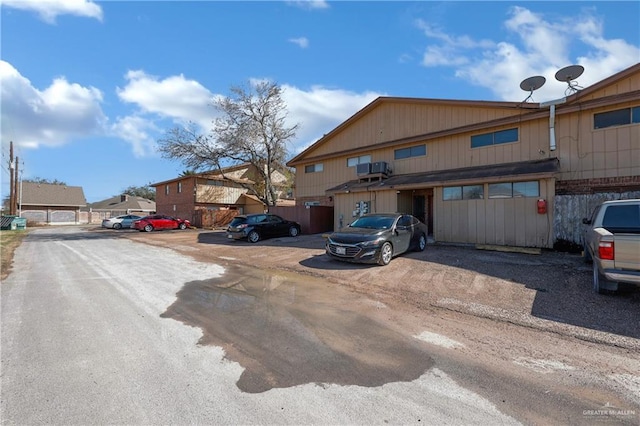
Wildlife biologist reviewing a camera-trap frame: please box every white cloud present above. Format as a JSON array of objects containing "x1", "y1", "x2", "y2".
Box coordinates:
[
  {"x1": 116, "y1": 70, "x2": 216, "y2": 131},
  {"x1": 116, "y1": 71, "x2": 380, "y2": 157},
  {"x1": 417, "y1": 6, "x2": 640, "y2": 102},
  {"x1": 289, "y1": 37, "x2": 310, "y2": 49},
  {"x1": 0, "y1": 60, "x2": 106, "y2": 149},
  {"x1": 2, "y1": 0, "x2": 103, "y2": 23},
  {"x1": 281, "y1": 84, "x2": 383, "y2": 154},
  {"x1": 110, "y1": 115, "x2": 160, "y2": 158},
  {"x1": 286, "y1": 1, "x2": 329, "y2": 10}
]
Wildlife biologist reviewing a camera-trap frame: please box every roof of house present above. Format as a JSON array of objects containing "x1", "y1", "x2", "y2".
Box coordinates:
[
  {"x1": 288, "y1": 63, "x2": 640, "y2": 166},
  {"x1": 87, "y1": 194, "x2": 156, "y2": 212},
  {"x1": 326, "y1": 158, "x2": 560, "y2": 193},
  {"x1": 21, "y1": 182, "x2": 87, "y2": 207},
  {"x1": 151, "y1": 168, "x2": 255, "y2": 187}
]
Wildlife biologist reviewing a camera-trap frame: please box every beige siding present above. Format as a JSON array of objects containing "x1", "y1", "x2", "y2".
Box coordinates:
[
  {"x1": 433, "y1": 179, "x2": 554, "y2": 248},
  {"x1": 555, "y1": 101, "x2": 640, "y2": 181},
  {"x1": 195, "y1": 185, "x2": 247, "y2": 204},
  {"x1": 309, "y1": 102, "x2": 524, "y2": 158}
]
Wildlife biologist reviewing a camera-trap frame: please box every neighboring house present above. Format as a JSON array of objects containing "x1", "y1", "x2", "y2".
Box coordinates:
[
  {"x1": 20, "y1": 182, "x2": 87, "y2": 225},
  {"x1": 85, "y1": 194, "x2": 156, "y2": 224},
  {"x1": 153, "y1": 165, "x2": 270, "y2": 227},
  {"x1": 287, "y1": 63, "x2": 640, "y2": 249}
]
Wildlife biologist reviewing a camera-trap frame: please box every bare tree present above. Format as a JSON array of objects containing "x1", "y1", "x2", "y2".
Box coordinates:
[{"x1": 157, "y1": 81, "x2": 298, "y2": 206}]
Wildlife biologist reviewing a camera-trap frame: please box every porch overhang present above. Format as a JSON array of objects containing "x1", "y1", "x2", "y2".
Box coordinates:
[{"x1": 326, "y1": 158, "x2": 560, "y2": 194}]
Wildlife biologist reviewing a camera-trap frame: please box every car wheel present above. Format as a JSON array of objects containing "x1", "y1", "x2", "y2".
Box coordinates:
[
  {"x1": 415, "y1": 233, "x2": 426, "y2": 252},
  {"x1": 247, "y1": 230, "x2": 260, "y2": 243},
  {"x1": 113, "y1": 223, "x2": 122, "y2": 230},
  {"x1": 289, "y1": 226, "x2": 299, "y2": 237},
  {"x1": 378, "y1": 242, "x2": 393, "y2": 266},
  {"x1": 593, "y1": 262, "x2": 614, "y2": 294},
  {"x1": 144, "y1": 224, "x2": 154, "y2": 232},
  {"x1": 179, "y1": 223, "x2": 187, "y2": 230}
]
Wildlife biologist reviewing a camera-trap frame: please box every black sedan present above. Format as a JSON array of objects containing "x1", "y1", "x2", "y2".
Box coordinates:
[
  {"x1": 325, "y1": 213, "x2": 427, "y2": 266},
  {"x1": 226, "y1": 213, "x2": 301, "y2": 243}
]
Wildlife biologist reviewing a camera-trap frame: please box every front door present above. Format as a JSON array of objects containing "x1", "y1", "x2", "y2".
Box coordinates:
[{"x1": 413, "y1": 195, "x2": 426, "y2": 224}]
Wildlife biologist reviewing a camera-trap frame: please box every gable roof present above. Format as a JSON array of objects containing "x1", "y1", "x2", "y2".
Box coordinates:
[
  {"x1": 288, "y1": 97, "x2": 526, "y2": 166},
  {"x1": 21, "y1": 182, "x2": 86, "y2": 207},
  {"x1": 151, "y1": 167, "x2": 255, "y2": 187},
  {"x1": 87, "y1": 194, "x2": 156, "y2": 212},
  {"x1": 288, "y1": 63, "x2": 640, "y2": 167},
  {"x1": 568, "y1": 62, "x2": 640, "y2": 103}
]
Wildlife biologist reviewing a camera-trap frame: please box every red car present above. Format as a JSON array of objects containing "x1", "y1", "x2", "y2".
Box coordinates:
[{"x1": 133, "y1": 214, "x2": 191, "y2": 232}]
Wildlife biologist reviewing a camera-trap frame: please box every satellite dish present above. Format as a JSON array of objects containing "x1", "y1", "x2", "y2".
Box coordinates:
[
  {"x1": 555, "y1": 65, "x2": 584, "y2": 82},
  {"x1": 520, "y1": 76, "x2": 546, "y2": 92},
  {"x1": 519, "y1": 75, "x2": 546, "y2": 103},
  {"x1": 555, "y1": 65, "x2": 584, "y2": 95}
]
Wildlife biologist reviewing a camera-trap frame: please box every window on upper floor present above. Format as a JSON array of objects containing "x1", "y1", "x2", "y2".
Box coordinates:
[
  {"x1": 304, "y1": 163, "x2": 324, "y2": 173},
  {"x1": 594, "y1": 106, "x2": 640, "y2": 129},
  {"x1": 165, "y1": 185, "x2": 169, "y2": 195},
  {"x1": 471, "y1": 128, "x2": 518, "y2": 148},
  {"x1": 177, "y1": 182, "x2": 182, "y2": 193},
  {"x1": 347, "y1": 155, "x2": 372, "y2": 167},
  {"x1": 394, "y1": 144, "x2": 426, "y2": 160}
]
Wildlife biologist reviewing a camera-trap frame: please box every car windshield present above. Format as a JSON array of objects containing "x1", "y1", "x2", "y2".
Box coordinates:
[{"x1": 349, "y1": 215, "x2": 395, "y2": 229}]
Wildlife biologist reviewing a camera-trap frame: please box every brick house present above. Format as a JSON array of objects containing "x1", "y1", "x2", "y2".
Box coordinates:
[
  {"x1": 152, "y1": 164, "x2": 292, "y2": 227},
  {"x1": 287, "y1": 63, "x2": 640, "y2": 249}
]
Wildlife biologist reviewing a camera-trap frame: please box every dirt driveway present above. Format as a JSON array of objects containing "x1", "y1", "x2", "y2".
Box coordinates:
[{"x1": 118, "y1": 227, "x2": 639, "y2": 350}]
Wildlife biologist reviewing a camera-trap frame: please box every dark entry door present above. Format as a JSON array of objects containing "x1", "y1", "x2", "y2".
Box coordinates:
[{"x1": 413, "y1": 195, "x2": 426, "y2": 224}]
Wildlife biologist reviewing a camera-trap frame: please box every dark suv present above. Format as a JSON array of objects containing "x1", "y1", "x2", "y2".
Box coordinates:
[{"x1": 226, "y1": 213, "x2": 301, "y2": 243}]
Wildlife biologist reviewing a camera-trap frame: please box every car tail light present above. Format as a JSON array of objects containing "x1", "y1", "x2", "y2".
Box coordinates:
[{"x1": 598, "y1": 241, "x2": 614, "y2": 260}]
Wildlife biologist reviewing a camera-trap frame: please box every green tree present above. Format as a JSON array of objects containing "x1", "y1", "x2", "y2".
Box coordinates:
[
  {"x1": 23, "y1": 177, "x2": 67, "y2": 185},
  {"x1": 120, "y1": 184, "x2": 156, "y2": 201},
  {"x1": 157, "y1": 81, "x2": 298, "y2": 206}
]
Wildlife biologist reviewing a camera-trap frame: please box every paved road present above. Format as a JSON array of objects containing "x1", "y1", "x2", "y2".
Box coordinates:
[{"x1": 1, "y1": 227, "x2": 638, "y2": 425}]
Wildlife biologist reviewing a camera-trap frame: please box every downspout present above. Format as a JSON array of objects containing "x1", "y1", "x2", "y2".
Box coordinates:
[
  {"x1": 540, "y1": 97, "x2": 566, "y2": 152},
  {"x1": 549, "y1": 104, "x2": 556, "y2": 152}
]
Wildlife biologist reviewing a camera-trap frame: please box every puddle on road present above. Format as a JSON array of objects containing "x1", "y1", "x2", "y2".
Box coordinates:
[{"x1": 161, "y1": 265, "x2": 433, "y2": 393}]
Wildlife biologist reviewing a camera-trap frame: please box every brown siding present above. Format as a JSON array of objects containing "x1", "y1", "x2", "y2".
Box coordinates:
[{"x1": 308, "y1": 102, "x2": 524, "y2": 158}]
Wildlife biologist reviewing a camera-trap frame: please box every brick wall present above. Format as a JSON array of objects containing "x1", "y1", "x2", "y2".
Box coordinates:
[{"x1": 556, "y1": 176, "x2": 640, "y2": 195}]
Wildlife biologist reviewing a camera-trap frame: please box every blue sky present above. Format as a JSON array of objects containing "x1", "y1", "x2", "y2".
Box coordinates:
[{"x1": 1, "y1": 1, "x2": 639, "y2": 203}]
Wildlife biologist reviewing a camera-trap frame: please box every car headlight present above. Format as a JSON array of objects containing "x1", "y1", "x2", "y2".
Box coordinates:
[{"x1": 359, "y1": 238, "x2": 385, "y2": 247}]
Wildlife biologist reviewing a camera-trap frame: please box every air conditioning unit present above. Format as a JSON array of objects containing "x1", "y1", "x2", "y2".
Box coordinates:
[
  {"x1": 371, "y1": 161, "x2": 390, "y2": 175},
  {"x1": 356, "y1": 162, "x2": 371, "y2": 175}
]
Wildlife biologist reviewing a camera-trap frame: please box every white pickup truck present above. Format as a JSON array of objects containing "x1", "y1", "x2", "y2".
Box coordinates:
[{"x1": 582, "y1": 199, "x2": 640, "y2": 294}]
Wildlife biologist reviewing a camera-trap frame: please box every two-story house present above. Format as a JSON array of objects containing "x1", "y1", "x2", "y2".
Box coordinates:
[
  {"x1": 287, "y1": 63, "x2": 640, "y2": 249},
  {"x1": 153, "y1": 163, "x2": 293, "y2": 227}
]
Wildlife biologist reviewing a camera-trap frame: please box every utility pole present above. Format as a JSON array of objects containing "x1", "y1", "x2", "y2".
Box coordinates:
[
  {"x1": 9, "y1": 141, "x2": 15, "y2": 215},
  {"x1": 13, "y1": 156, "x2": 19, "y2": 215}
]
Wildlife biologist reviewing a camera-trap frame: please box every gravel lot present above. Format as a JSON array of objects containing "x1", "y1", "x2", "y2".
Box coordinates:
[{"x1": 117, "y1": 227, "x2": 640, "y2": 349}]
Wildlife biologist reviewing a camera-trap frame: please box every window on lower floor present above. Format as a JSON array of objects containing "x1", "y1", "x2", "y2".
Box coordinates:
[
  {"x1": 443, "y1": 185, "x2": 484, "y2": 200},
  {"x1": 594, "y1": 106, "x2": 640, "y2": 129},
  {"x1": 488, "y1": 181, "x2": 539, "y2": 198}
]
